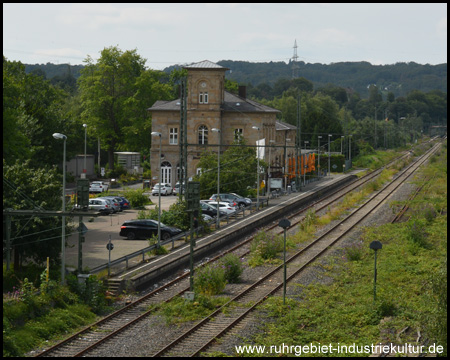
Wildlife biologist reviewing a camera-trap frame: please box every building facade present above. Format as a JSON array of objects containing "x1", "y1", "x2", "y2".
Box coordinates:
[{"x1": 148, "y1": 60, "x2": 298, "y2": 187}]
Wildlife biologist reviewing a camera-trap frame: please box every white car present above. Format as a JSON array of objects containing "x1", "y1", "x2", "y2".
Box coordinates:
[
  {"x1": 89, "y1": 181, "x2": 109, "y2": 193},
  {"x1": 151, "y1": 183, "x2": 173, "y2": 196},
  {"x1": 203, "y1": 201, "x2": 237, "y2": 215}
]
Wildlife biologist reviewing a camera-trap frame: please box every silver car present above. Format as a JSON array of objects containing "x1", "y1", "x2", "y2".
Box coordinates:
[
  {"x1": 97, "y1": 197, "x2": 120, "y2": 213},
  {"x1": 88, "y1": 198, "x2": 114, "y2": 215}
]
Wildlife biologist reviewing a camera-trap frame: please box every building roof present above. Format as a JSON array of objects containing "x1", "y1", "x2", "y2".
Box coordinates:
[
  {"x1": 222, "y1": 91, "x2": 280, "y2": 114},
  {"x1": 183, "y1": 60, "x2": 229, "y2": 70},
  {"x1": 147, "y1": 91, "x2": 280, "y2": 114},
  {"x1": 275, "y1": 120, "x2": 297, "y2": 131}
]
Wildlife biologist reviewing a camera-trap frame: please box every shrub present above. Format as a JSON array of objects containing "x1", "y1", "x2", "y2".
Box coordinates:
[
  {"x1": 194, "y1": 264, "x2": 227, "y2": 296},
  {"x1": 122, "y1": 188, "x2": 149, "y2": 208},
  {"x1": 219, "y1": 254, "x2": 243, "y2": 283},
  {"x1": 249, "y1": 231, "x2": 284, "y2": 267}
]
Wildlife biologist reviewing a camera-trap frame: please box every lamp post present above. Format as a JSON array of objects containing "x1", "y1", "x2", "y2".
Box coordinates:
[
  {"x1": 252, "y1": 126, "x2": 261, "y2": 210},
  {"x1": 53, "y1": 133, "x2": 67, "y2": 284},
  {"x1": 278, "y1": 218, "x2": 291, "y2": 305},
  {"x1": 328, "y1": 134, "x2": 333, "y2": 176},
  {"x1": 303, "y1": 141, "x2": 309, "y2": 186},
  {"x1": 349, "y1": 134, "x2": 352, "y2": 167},
  {"x1": 151, "y1": 131, "x2": 162, "y2": 247},
  {"x1": 82, "y1": 124, "x2": 87, "y2": 177},
  {"x1": 212, "y1": 128, "x2": 221, "y2": 228},
  {"x1": 268, "y1": 139, "x2": 275, "y2": 190},
  {"x1": 318, "y1": 136, "x2": 322, "y2": 177},
  {"x1": 341, "y1": 135, "x2": 344, "y2": 154}
]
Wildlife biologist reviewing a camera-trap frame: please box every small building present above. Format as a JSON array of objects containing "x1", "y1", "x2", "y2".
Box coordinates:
[
  {"x1": 114, "y1": 152, "x2": 142, "y2": 174},
  {"x1": 66, "y1": 154, "x2": 95, "y2": 178}
]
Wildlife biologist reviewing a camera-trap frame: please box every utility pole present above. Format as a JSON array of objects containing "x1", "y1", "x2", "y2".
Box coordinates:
[{"x1": 295, "y1": 95, "x2": 301, "y2": 190}]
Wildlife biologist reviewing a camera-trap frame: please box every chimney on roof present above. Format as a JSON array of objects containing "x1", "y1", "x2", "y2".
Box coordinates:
[{"x1": 238, "y1": 85, "x2": 246, "y2": 99}]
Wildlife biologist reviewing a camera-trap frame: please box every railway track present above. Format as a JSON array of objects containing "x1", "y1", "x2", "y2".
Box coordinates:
[
  {"x1": 151, "y1": 139, "x2": 441, "y2": 357},
  {"x1": 35, "y1": 140, "x2": 441, "y2": 357}
]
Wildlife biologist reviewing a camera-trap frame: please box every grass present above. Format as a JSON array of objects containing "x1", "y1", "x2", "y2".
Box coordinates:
[{"x1": 232, "y1": 142, "x2": 447, "y2": 357}]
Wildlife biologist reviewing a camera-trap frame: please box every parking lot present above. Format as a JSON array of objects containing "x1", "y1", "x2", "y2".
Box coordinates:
[{"x1": 65, "y1": 194, "x2": 179, "y2": 271}]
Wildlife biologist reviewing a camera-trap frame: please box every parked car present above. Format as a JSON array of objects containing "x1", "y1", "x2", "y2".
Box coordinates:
[
  {"x1": 88, "y1": 198, "x2": 114, "y2": 215},
  {"x1": 209, "y1": 193, "x2": 252, "y2": 209},
  {"x1": 151, "y1": 183, "x2": 173, "y2": 196},
  {"x1": 98, "y1": 196, "x2": 123, "y2": 212},
  {"x1": 119, "y1": 219, "x2": 183, "y2": 240},
  {"x1": 89, "y1": 181, "x2": 109, "y2": 193},
  {"x1": 173, "y1": 182, "x2": 185, "y2": 196},
  {"x1": 117, "y1": 196, "x2": 131, "y2": 210},
  {"x1": 203, "y1": 201, "x2": 237, "y2": 215},
  {"x1": 200, "y1": 201, "x2": 227, "y2": 218}
]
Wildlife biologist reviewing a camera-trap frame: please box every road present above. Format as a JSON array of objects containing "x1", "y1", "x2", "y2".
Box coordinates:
[{"x1": 65, "y1": 192, "x2": 179, "y2": 271}]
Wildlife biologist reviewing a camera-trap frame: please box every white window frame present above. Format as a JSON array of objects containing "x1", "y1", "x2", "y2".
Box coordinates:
[
  {"x1": 198, "y1": 125, "x2": 208, "y2": 145},
  {"x1": 234, "y1": 128, "x2": 244, "y2": 141},
  {"x1": 199, "y1": 92, "x2": 209, "y2": 104},
  {"x1": 169, "y1": 127, "x2": 178, "y2": 145}
]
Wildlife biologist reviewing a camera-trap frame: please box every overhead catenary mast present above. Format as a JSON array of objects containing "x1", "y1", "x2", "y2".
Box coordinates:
[{"x1": 292, "y1": 39, "x2": 299, "y2": 78}]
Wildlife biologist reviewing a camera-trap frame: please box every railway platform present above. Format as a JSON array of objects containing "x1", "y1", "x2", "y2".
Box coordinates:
[{"x1": 71, "y1": 170, "x2": 361, "y2": 293}]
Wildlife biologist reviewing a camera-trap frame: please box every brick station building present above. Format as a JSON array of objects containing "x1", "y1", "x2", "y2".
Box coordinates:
[{"x1": 147, "y1": 60, "x2": 298, "y2": 187}]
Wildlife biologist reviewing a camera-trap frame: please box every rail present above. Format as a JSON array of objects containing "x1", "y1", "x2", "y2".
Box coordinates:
[{"x1": 88, "y1": 197, "x2": 271, "y2": 275}]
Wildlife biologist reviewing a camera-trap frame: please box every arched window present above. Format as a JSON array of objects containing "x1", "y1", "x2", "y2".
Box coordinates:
[
  {"x1": 160, "y1": 161, "x2": 172, "y2": 184},
  {"x1": 198, "y1": 125, "x2": 208, "y2": 145}
]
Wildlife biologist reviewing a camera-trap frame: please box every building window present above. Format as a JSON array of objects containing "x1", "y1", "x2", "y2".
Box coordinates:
[
  {"x1": 169, "y1": 127, "x2": 178, "y2": 145},
  {"x1": 199, "y1": 92, "x2": 209, "y2": 104},
  {"x1": 234, "y1": 128, "x2": 244, "y2": 141},
  {"x1": 198, "y1": 125, "x2": 208, "y2": 145}
]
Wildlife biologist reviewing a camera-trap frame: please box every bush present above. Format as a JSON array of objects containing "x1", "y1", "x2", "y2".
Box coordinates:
[
  {"x1": 194, "y1": 264, "x2": 227, "y2": 296},
  {"x1": 249, "y1": 231, "x2": 284, "y2": 267},
  {"x1": 122, "y1": 188, "x2": 150, "y2": 208},
  {"x1": 219, "y1": 254, "x2": 243, "y2": 283}
]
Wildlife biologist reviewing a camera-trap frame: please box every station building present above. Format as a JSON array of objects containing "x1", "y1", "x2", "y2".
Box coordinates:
[{"x1": 147, "y1": 60, "x2": 298, "y2": 187}]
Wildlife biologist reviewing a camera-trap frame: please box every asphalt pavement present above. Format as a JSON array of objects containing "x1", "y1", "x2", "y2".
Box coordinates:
[{"x1": 65, "y1": 192, "x2": 179, "y2": 271}]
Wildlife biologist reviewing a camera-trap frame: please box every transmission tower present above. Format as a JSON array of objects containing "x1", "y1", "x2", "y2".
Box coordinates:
[{"x1": 292, "y1": 39, "x2": 299, "y2": 78}]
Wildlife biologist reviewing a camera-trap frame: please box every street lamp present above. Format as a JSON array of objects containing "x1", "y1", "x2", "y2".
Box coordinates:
[
  {"x1": 53, "y1": 132, "x2": 67, "y2": 284},
  {"x1": 303, "y1": 141, "x2": 309, "y2": 186},
  {"x1": 318, "y1": 136, "x2": 322, "y2": 177},
  {"x1": 211, "y1": 128, "x2": 221, "y2": 228},
  {"x1": 341, "y1": 135, "x2": 344, "y2": 155},
  {"x1": 252, "y1": 126, "x2": 261, "y2": 210},
  {"x1": 83, "y1": 124, "x2": 87, "y2": 177},
  {"x1": 268, "y1": 139, "x2": 275, "y2": 189},
  {"x1": 328, "y1": 134, "x2": 333, "y2": 176},
  {"x1": 151, "y1": 131, "x2": 162, "y2": 247}
]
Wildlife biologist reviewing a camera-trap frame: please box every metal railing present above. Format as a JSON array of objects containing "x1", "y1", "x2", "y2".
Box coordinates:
[{"x1": 88, "y1": 197, "x2": 271, "y2": 275}]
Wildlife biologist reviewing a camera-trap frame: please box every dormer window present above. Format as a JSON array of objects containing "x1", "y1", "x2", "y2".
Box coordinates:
[{"x1": 199, "y1": 92, "x2": 208, "y2": 104}]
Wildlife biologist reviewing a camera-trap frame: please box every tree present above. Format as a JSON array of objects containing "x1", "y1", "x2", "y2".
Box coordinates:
[
  {"x1": 3, "y1": 57, "x2": 72, "y2": 168},
  {"x1": 3, "y1": 160, "x2": 66, "y2": 270},
  {"x1": 78, "y1": 46, "x2": 173, "y2": 169},
  {"x1": 195, "y1": 139, "x2": 260, "y2": 198}
]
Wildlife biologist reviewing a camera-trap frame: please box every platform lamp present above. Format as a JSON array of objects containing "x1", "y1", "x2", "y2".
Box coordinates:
[
  {"x1": 318, "y1": 136, "x2": 322, "y2": 177},
  {"x1": 252, "y1": 126, "x2": 261, "y2": 209},
  {"x1": 82, "y1": 124, "x2": 87, "y2": 177},
  {"x1": 53, "y1": 132, "x2": 67, "y2": 284},
  {"x1": 328, "y1": 134, "x2": 333, "y2": 176},
  {"x1": 211, "y1": 128, "x2": 221, "y2": 229},
  {"x1": 151, "y1": 131, "x2": 162, "y2": 247}
]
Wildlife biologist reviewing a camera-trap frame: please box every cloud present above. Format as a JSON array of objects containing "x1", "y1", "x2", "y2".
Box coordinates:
[
  {"x1": 436, "y1": 16, "x2": 447, "y2": 39},
  {"x1": 35, "y1": 48, "x2": 85, "y2": 59},
  {"x1": 58, "y1": 4, "x2": 182, "y2": 30}
]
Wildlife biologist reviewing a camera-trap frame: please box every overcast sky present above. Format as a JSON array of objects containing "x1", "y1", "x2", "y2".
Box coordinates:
[{"x1": 3, "y1": 3, "x2": 447, "y2": 70}]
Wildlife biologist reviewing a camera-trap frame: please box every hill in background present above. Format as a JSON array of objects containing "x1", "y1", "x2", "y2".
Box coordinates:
[{"x1": 24, "y1": 60, "x2": 446, "y2": 99}]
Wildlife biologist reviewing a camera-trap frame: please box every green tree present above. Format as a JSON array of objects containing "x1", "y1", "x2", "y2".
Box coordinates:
[
  {"x1": 195, "y1": 139, "x2": 260, "y2": 198},
  {"x1": 3, "y1": 57, "x2": 72, "y2": 168},
  {"x1": 3, "y1": 160, "x2": 65, "y2": 270},
  {"x1": 78, "y1": 46, "x2": 172, "y2": 169}
]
